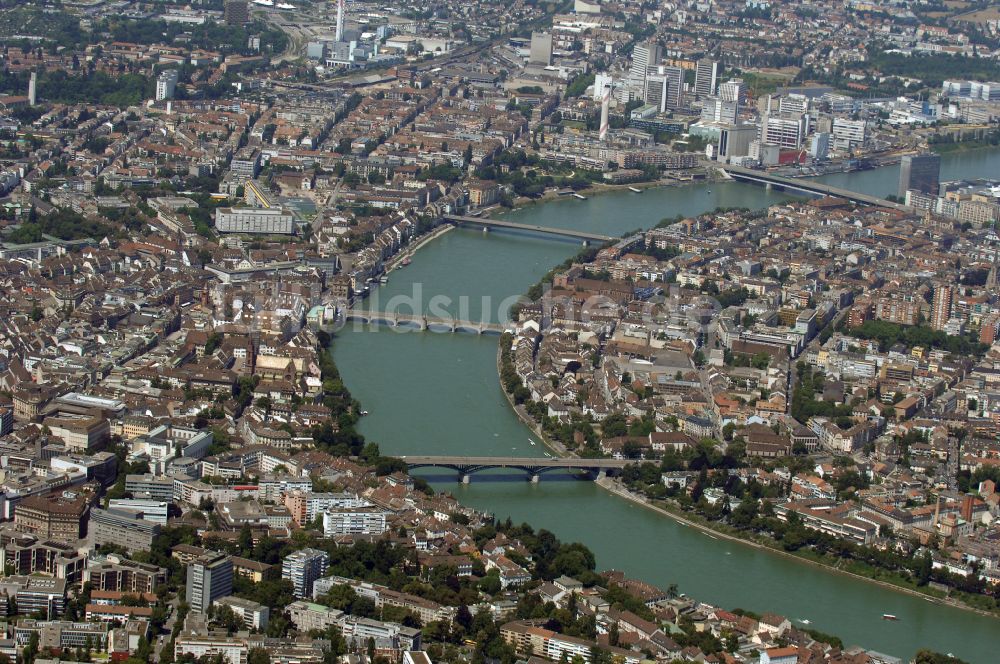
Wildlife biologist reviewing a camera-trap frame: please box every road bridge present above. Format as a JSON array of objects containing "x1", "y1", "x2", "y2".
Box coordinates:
[
  {"x1": 720, "y1": 164, "x2": 912, "y2": 212},
  {"x1": 345, "y1": 310, "x2": 507, "y2": 335},
  {"x1": 443, "y1": 215, "x2": 614, "y2": 243},
  {"x1": 402, "y1": 455, "x2": 630, "y2": 483}
]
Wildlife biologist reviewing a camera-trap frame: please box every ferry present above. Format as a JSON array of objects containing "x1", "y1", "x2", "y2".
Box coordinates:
[
  {"x1": 881, "y1": 614, "x2": 898, "y2": 621},
  {"x1": 628, "y1": 186, "x2": 642, "y2": 193}
]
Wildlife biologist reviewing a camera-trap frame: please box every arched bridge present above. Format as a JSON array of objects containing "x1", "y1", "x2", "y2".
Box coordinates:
[
  {"x1": 345, "y1": 310, "x2": 507, "y2": 335},
  {"x1": 402, "y1": 455, "x2": 631, "y2": 483},
  {"x1": 443, "y1": 215, "x2": 614, "y2": 244},
  {"x1": 720, "y1": 164, "x2": 911, "y2": 211}
]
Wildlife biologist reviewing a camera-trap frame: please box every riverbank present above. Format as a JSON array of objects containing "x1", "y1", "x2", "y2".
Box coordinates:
[
  {"x1": 931, "y1": 140, "x2": 1000, "y2": 155},
  {"x1": 597, "y1": 476, "x2": 1000, "y2": 621},
  {"x1": 384, "y1": 224, "x2": 455, "y2": 273},
  {"x1": 495, "y1": 339, "x2": 570, "y2": 459}
]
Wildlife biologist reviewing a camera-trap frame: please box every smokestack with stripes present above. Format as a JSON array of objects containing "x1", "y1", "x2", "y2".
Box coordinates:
[
  {"x1": 599, "y1": 82, "x2": 611, "y2": 142},
  {"x1": 335, "y1": 0, "x2": 345, "y2": 42}
]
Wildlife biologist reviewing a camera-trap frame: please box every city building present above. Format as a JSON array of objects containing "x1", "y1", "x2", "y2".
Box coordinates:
[
  {"x1": 215, "y1": 207, "x2": 296, "y2": 235},
  {"x1": 529, "y1": 31, "x2": 552, "y2": 66},
  {"x1": 282, "y1": 548, "x2": 329, "y2": 599},
  {"x1": 186, "y1": 552, "x2": 233, "y2": 613},
  {"x1": 155, "y1": 69, "x2": 180, "y2": 101},
  {"x1": 932, "y1": 285, "x2": 954, "y2": 331},
  {"x1": 215, "y1": 596, "x2": 270, "y2": 630},
  {"x1": 90, "y1": 507, "x2": 161, "y2": 553},
  {"x1": 14, "y1": 490, "x2": 91, "y2": 542},
  {"x1": 898, "y1": 153, "x2": 941, "y2": 199},
  {"x1": 322, "y1": 506, "x2": 388, "y2": 536},
  {"x1": 694, "y1": 58, "x2": 718, "y2": 99},
  {"x1": 223, "y1": 0, "x2": 249, "y2": 25}
]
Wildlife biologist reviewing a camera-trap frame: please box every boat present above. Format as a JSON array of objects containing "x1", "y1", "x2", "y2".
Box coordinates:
[
  {"x1": 706, "y1": 189, "x2": 712, "y2": 193},
  {"x1": 528, "y1": 439, "x2": 536, "y2": 446},
  {"x1": 628, "y1": 186, "x2": 642, "y2": 193},
  {"x1": 379, "y1": 276, "x2": 388, "y2": 284},
  {"x1": 252, "y1": 0, "x2": 274, "y2": 6},
  {"x1": 573, "y1": 193, "x2": 587, "y2": 200},
  {"x1": 881, "y1": 614, "x2": 898, "y2": 621},
  {"x1": 797, "y1": 619, "x2": 811, "y2": 625},
  {"x1": 360, "y1": 410, "x2": 369, "y2": 416},
  {"x1": 401, "y1": 257, "x2": 412, "y2": 266}
]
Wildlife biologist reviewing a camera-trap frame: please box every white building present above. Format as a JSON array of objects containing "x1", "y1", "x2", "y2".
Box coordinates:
[
  {"x1": 215, "y1": 207, "x2": 296, "y2": 235},
  {"x1": 155, "y1": 70, "x2": 180, "y2": 101},
  {"x1": 322, "y1": 506, "x2": 388, "y2": 536}
]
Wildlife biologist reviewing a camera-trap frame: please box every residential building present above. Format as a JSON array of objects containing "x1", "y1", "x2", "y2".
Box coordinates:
[
  {"x1": 282, "y1": 548, "x2": 329, "y2": 599},
  {"x1": 186, "y1": 552, "x2": 233, "y2": 613}
]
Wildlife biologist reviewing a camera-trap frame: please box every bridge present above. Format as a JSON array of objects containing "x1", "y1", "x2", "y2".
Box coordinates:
[
  {"x1": 720, "y1": 164, "x2": 912, "y2": 212},
  {"x1": 402, "y1": 455, "x2": 631, "y2": 483},
  {"x1": 443, "y1": 215, "x2": 614, "y2": 244},
  {"x1": 345, "y1": 310, "x2": 507, "y2": 335}
]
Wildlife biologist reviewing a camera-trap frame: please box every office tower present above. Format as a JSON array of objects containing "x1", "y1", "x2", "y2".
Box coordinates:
[
  {"x1": 761, "y1": 113, "x2": 808, "y2": 149},
  {"x1": 186, "y1": 552, "x2": 233, "y2": 613},
  {"x1": 931, "y1": 285, "x2": 953, "y2": 331},
  {"x1": 701, "y1": 96, "x2": 739, "y2": 124},
  {"x1": 778, "y1": 93, "x2": 808, "y2": 115},
  {"x1": 898, "y1": 153, "x2": 941, "y2": 199},
  {"x1": 529, "y1": 31, "x2": 553, "y2": 66},
  {"x1": 155, "y1": 69, "x2": 179, "y2": 101},
  {"x1": 719, "y1": 78, "x2": 746, "y2": 104},
  {"x1": 809, "y1": 132, "x2": 830, "y2": 160},
  {"x1": 644, "y1": 74, "x2": 667, "y2": 113},
  {"x1": 694, "y1": 58, "x2": 718, "y2": 99},
  {"x1": 282, "y1": 548, "x2": 329, "y2": 598},
  {"x1": 831, "y1": 118, "x2": 867, "y2": 152},
  {"x1": 629, "y1": 41, "x2": 661, "y2": 92},
  {"x1": 335, "y1": 0, "x2": 345, "y2": 42},
  {"x1": 661, "y1": 66, "x2": 684, "y2": 110},
  {"x1": 224, "y1": 0, "x2": 249, "y2": 25},
  {"x1": 28, "y1": 72, "x2": 36, "y2": 106}
]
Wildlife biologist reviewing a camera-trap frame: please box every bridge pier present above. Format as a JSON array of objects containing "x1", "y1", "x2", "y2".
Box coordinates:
[
  {"x1": 460, "y1": 474, "x2": 470, "y2": 484},
  {"x1": 529, "y1": 473, "x2": 540, "y2": 483},
  {"x1": 765, "y1": 182, "x2": 772, "y2": 191},
  {"x1": 596, "y1": 470, "x2": 606, "y2": 481}
]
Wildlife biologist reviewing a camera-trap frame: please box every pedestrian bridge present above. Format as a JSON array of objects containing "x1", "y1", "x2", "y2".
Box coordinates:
[
  {"x1": 345, "y1": 310, "x2": 507, "y2": 335},
  {"x1": 720, "y1": 164, "x2": 911, "y2": 211},
  {"x1": 442, "y1": 215, "x2": 614, "y2": 243},
  {"x1": 402, "y1": 455, "x2": 631, "y2": 482}
]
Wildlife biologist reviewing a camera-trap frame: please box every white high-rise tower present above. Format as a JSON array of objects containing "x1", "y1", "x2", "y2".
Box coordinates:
[
  {"x1": 28, "y1": 72, "x2": 36, "y2": 106},
  {"x1": 335, "y1": 0, "x2": 345, "y2": 42}
]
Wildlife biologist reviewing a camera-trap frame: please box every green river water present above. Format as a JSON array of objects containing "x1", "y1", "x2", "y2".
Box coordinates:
[{"x1": 332, "y1": 149, "x2": 1000, "y2": 661}]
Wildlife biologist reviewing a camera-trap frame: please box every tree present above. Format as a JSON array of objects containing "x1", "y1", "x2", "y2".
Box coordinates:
[{"x1": 248, "y1": 648, "x2": 271, "y2": 664}]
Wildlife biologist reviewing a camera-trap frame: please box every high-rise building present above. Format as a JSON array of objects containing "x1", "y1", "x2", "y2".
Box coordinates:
[
  {"x1": 155, "y1": 69, "x2": 179, "y2": 101},
  {"x1": 898, "y1": 153, "x2": 941, "y2": 199},
  {"x1": 694, "y1": 58, "x2": 718, "y2": 99},
  {"x1": 931, "y1": 285, "x2": 953, "y2": 331},
  {"x1": 28, "y1": 72, "x2": 36, "y2": 107},
  {"x1": 628, "y1": 41, "x2": 661, "y2": 93},
  {"x1": 719, "y1": 79, "x2": 746, "y2": 104},
  {"x1": 652, "y1": 65, "x2": 683, "y2": 110},
  {"x1": 186, "y1": 552, "x2": 233, "y2": 613},
  {"x1": 282, "y1": 548, "x2": 329, "y2": 599},
  {"x1": 701, "y1": 96, "x2": 739, "y2": 124},
  {"x1": 223, "y1": 0, "x2": 249, "y2": 25},
  {"x1": 529, "y1": 31, "x2": 553, "y2": 66},
  {"x1": 761, "y1": 113, "x2": 807, "y2": 149}
]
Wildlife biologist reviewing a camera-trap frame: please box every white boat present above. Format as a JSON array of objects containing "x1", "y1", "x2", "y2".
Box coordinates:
[
  {"x1": 628, "y1": 186, "x2": 642, "y2": 193},
  {"x1": 797, "y1": 619, "x2": 811, "y2": 625},
  {"x1": 528, "y1": 439, "x2": 536, "y2": 445},
  {"x1": 276, "y1": 2, "x2": 295, "y2": 8},
  {"x1": 882, "y1": 614, "x2": 898, "y2": 621},
  {"x1": 360, "y1": 410, "x2": 369, "y2": 416},
  {"x1": 573, "y1": 193, "x2": 587, "y2": 200},
  {"x1": 252, "y1": 0, "x2": 274, "y2": 6}
]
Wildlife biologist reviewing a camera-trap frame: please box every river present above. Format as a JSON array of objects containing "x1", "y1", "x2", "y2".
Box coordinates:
[{"x1": 332, "y1": 148, "x2": 1000, "y2": 662}]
